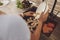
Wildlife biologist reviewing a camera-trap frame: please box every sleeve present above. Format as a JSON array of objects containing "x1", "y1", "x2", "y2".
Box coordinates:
[{"x1": 7, "y1": 15, "x2": 30, "y2": 40}]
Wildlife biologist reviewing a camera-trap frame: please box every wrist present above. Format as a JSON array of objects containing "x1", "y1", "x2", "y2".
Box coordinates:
[{"x1": 38, "y1": 19, "x2": 44, "y2": 23}]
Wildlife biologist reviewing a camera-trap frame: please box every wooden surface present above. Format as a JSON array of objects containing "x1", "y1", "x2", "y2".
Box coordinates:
[{"x1": 46, "y1": 0, "x2": 60, "y2": 15}]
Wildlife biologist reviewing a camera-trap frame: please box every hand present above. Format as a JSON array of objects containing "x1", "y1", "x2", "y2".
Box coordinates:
[{"x1": 38, "y1": 10, "x2": 49, "y2": 22}]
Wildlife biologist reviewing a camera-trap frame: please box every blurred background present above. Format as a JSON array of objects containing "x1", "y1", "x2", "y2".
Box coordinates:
[{"x1": 0, "y1": 0, "x2": 60, "y2": 40}]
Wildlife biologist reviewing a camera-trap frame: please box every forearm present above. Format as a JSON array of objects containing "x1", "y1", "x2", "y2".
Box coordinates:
[{"x1": 31, "y1": 21, "x2": 43, "y2": 40}]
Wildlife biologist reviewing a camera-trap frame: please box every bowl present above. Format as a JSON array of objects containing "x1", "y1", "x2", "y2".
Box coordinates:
[{"x1": 35, "y1": 2, "x2": 49, "y2": 19}]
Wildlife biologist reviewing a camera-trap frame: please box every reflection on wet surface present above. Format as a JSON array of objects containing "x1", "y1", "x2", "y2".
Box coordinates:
[
  {"x1": 40, "y1": 17, "x2": 60, "y2": 40},
  {"x1": 50, "y1": 17, "x2": 60, "y2": 40}
]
